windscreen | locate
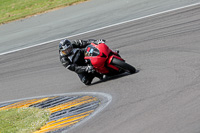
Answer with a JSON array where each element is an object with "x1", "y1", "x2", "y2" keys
[{"x1": 85, "y1": 45, "x2": 100, "y2": 57}]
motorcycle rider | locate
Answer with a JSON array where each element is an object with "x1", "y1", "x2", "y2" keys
[{"x1": 59, "y1": 39, "x2": 104, "y2": 85}]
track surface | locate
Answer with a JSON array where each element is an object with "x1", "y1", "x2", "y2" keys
[
  {"x1": 1, "y1": 0, "x2": 200, "y2": 54},
  {"x1": 1, "y1": 1, "x2": 200, "y2": 133}
]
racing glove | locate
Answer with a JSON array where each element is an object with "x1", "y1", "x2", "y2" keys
[{"x1": 86, "y1": 65, "x2": 95, "y2": 73}]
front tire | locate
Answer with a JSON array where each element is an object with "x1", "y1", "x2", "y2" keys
[{"x1": 111, "y1": 58, "x2": 136, "y2": 74}]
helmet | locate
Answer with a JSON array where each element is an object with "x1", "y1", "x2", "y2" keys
[{"x1": 59, "y1": 39, "x2": 73, "y2": 56}]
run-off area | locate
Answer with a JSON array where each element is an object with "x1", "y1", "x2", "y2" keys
[{"x1": 0, "y1": 93, "x2": 111, "y2": 133}]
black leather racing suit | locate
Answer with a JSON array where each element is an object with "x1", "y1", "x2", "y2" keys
[{"x1": 59, "y1": 40, "x2": 102, "y2": 85}]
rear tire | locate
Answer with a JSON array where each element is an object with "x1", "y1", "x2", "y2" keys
[{"x1": 111, "y1": 58, "x2": 136, "y2": 74}]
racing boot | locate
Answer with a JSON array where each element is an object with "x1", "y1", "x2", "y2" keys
[{"x1": 94, "y1": 72, "x2": 104, "y2": 80}]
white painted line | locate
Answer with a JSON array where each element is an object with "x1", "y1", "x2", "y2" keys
[
  {"x1": 1, "y1": 2, "x2": 200, "y2": 56},
  {"x1": 0, "y1": 92, "x2": 112, "y2": 106}
]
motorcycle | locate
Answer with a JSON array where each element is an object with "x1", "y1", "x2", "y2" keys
[{"x1": 84, "y1": 40, "x2": 136, "y2": 76}]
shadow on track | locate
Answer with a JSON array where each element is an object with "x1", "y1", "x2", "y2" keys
[{"x1": 90, "y1": 70, "x2": 139, "y2": 86}]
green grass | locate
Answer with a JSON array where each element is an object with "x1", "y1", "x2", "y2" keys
[
  {"x1": 0, "y1": 0, "x2": 88, "y2": 24},
  {"x1": 0, "y1": 107, "x2": 51, "y2": 133}
]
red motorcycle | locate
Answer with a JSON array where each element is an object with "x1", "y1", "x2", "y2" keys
[{"x1": 84, "y1": 40, "x2": 136, "y2": 76}]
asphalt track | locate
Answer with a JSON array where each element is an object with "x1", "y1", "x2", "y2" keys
[
  {"x1": 1, "y1": 0, "x2": 200, "y2": 54},
  {"x1": 1, "y1": 1, "x2": 200, "y2": 133}
]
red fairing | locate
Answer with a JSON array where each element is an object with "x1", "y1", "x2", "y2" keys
[
  {"x1": 107, "y1": 55, "x2": 124, "y2": 71},
  {"x1": 84, "y1": 42, "x2": 124, "y2": 74}
]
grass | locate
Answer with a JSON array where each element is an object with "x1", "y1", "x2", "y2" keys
[
  {"x1": 0, "y1": 107, "x2": 51, "y2": 133},
  {"x1": 0, "y1": 0, "x2": 88, "y2": 24}
]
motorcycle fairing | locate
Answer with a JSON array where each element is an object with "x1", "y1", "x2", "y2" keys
[
  {"x1": 84, "y1": 43, "x2": 124, "y2": 74},
  {"x1": 107, "y1": 55, "x2": 124, "y2": 71}
]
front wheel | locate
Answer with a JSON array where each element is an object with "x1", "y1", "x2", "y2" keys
[{"x1": 111, "y1": 58, "x2": 136, "y2": 74}]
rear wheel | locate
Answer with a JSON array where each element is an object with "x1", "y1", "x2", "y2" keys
[{"x1": 111, "y1": 58, "x2": 136, "y2": 74}]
